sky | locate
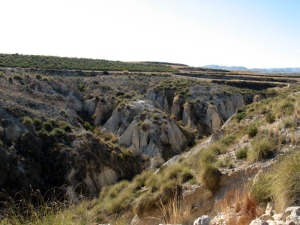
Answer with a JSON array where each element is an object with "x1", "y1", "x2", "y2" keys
[{"x1": 0, "y1": 0, "x2": 299, "y2": 68}]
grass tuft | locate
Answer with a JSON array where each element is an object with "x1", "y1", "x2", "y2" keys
[
  {"x1": 200, "y1": 164, "x2": 222, "y2": 193},
  {"x1": 236, "y1": 147, "x2": 248, "y2": 160},
  {"x1": 249, "y1": 137, "x2": 276, "y2": 162}
]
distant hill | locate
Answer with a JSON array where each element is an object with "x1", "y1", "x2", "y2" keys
[
  {"x1": 141, "y1": 61, "x2": 188, "y2": 67},
  {"x1": 203, "y1": 64, "x2": 300, "y2": 73},
  {"x1": 203, "y1": 65, "x2": 248, "y2": 71}
]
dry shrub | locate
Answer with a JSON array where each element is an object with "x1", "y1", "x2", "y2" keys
[
  {"x1": 249, "y1": 137, "x2": 276, "y2": 162},
  {"x1": 251, "y1": 150, "x2": 300, "y2": 211},
  {"x1": 271, "y1": 150, "x2": 300, "y2": 211},
  {"x1": 201, "y1": 164, "x2": 222, "y2": 193},
  {"x1": 157, "y1": 195, "x2": 193, "y2": 225},
  {"x1": 215, "y1": 189, "x2": 259, "y2": 225}
]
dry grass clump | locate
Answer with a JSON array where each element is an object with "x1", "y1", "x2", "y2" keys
[
  {"x1": 270, "y1": 150, "x2": 300, "y2": 210},
  {"x1": 282, "y1": 117, "x2": 296, "y2": 130},
  {"x1": 250, "y1": 173, "x2": 273, "y2": 204},
  {"x1": 199, "y1": 143, "x2": 227, "y2": 164},
  {"x1": 98, "y1": 164, "x2": 195, "y2": 218},
  {"x1": 0, "y1": 190, "x2": 80, "y2": 225},
  {"x1": 220, "y1": 135, "x2": 236, "y2": 146},
  {"x1": 251, "y1": 150, "x2": 300, "y2": 211},
  {"x1": 158, "y1": 196, "x2": 194, "y2": 225},
  {"x1": 236, "y1": 147, "x2": 248, "y2": 160},
  {"x1": 265, "y1": 112, "x2": 275, "y2": 124},
  {"x1": 99, "y1": 180, "x2": 133, "y2": 214},
  {"x1": 248, "y1": 137, "x2": 276, "y2": 162},
  {"x1": 215, "y1": 189, "x2": 258, "y2": 225},
  {"x1": 247, "y1": 124, "x2": 258, "y2": 138},
  {"x1": 200, "y1": 164, "x2": 222, "y2": 193}
]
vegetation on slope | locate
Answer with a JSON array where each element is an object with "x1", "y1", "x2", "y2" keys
[
  {"x1": 0, "y1": 63, "x2": 299, "y2": 224},
  {"x1": 0, "y1": 53, "x2": 176, "y2": 72}
]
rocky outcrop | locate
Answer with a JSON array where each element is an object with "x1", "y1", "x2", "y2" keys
[
  {"x1": 146, "y1": 89, "x2": 175, "y2": 112},
  {"x1": 146, "y1": 89, "x2": 249, "y2": 137},
  {"x1": 0, "y1": 120, "x2": 142, "y2": 199},
  {"x1": 103, "y1": 100, "x2": 190, "y2": 160},
  {"x1": 83, "y1": 98, "x2": 98, "y2": 116},
  {"x1": 93, "y1": 99, "x2": 116, "y2": 125}
]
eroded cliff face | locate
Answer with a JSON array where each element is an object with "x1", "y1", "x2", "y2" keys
[
  {"x1": 103, "y1": 100, "x2": 191, "y2": 161},
  {"x1": 0, "y1": 69, "x2": 260, "y2": 200},
  {"x1": 0, "y1": 121, "x2": 142, "y2": 199},
  {"x1": 101, "y1": 87, "x2": 254, "y2": 163},
  {"x1": 64, "y1": 132, "x2": 142, "y2": 198},
  {"x1": 147, "y1": 89, "x2": 251, "y2": 137}
]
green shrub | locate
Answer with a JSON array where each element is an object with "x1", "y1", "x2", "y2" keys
[
  {"x1": 249, "y1": 137, "x2": 276, "y2": 162},
  {"x1": 63, "y1": 124, "x2": 72, "y2": 132},
  {"x1": 152, "y1": 113, "x2": 160, "y2": 120},
  {"x1": 236, "y1": 147, "x2": 248, "y2": 159},
  {"x1": 124, "y1": 93, "x2": 132, "y2": 99},
  {"x1": 164, "y1": 165, "x2": 194, "y2": 183},
  {"x1": 43, "y1": 121, "x2": 53, "y2": 132},
  {"x1": 23, "y1": 116, "x2": 33, "y2": 128},
  {"x1": 220, "y1": 135, "x2": 236, "y2": 146},
  {"x1": 265, "y1": 112, "x2": 275, "y2": 124},
  {"x1": 200, "y1": 164, "x2": 222, "y2": 193},
  {"x1": 33, "y1": 118, "x2": 42, "y2": 130},
  {"x1": 247, "y1": 124, "x2": 258, "y2": 138},
  {"x1": 50, "y1": 128, "x2": 66, "y2": 138},
  {"x1": 102, "y1": 132, "x2": 113, "y2": 141},
  {"x1": 200, "y1": 149, "x2": 217, "y2": 164},
  {"x1": 83, "y1": 121, "x2": 93, "y2": 131},
  {"x1": 236, "y1": 111, "x2": 246, "y2": 122}
]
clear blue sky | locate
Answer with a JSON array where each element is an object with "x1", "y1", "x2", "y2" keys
[{"x1": 0, "y1": 0, "x2": 299, "y2": 68}]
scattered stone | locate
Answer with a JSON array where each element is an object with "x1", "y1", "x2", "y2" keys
[
  {"x1": 266, "y1": 202, "x2": 274, "y2": 215},
  {"x1": 272, "y1": 213, "x2": 283, "y2": 221},
  {"x1": 194, "y1": 215, "x2": 211, "y2": 225},
  {"x1": 285, "y1": 207, "x2": 300, "y2": 215},
  {"x1": 249, "y1": 218, "x2": 268, "y2": 225},
  {"x1": 260, "y1": 214, "x2": 273, "y2": 220},
  {"x1": 248, "y1": 206, "x2": 300, "y2": 225}
]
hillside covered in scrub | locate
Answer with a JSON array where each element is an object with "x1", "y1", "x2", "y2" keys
[{"x1": 0, "y1": 54, "x2": 299, "y2": 225}]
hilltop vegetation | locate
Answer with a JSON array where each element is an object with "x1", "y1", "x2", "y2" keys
[{"x1": 0, "y1": 53, "x2": 176, "y2": 72}]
